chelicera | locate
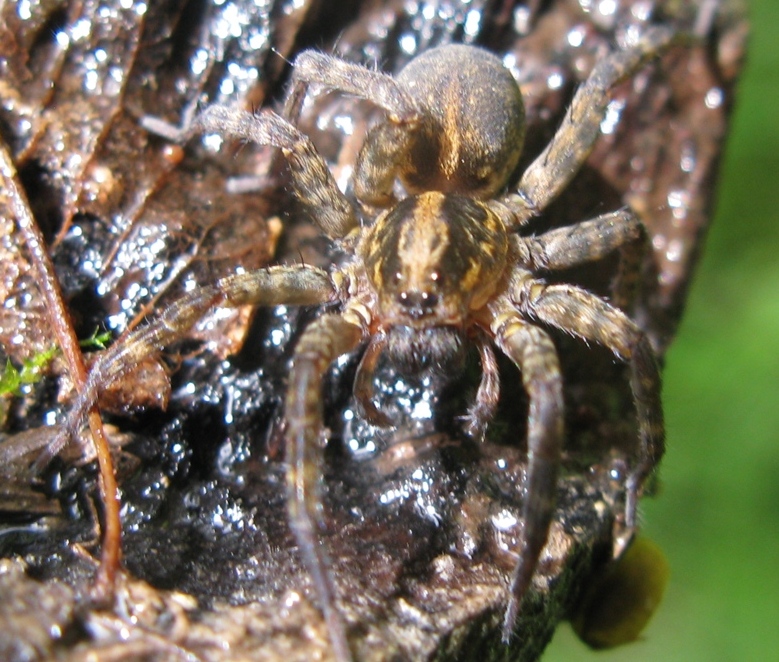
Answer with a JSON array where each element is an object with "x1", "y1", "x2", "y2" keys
[{"x1": 56, "y1": 28, "x2": 671, "y2": 660}]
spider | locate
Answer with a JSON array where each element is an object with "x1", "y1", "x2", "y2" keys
[{"x1": 54, "y1": 27, "x2": 671, "y2": 661}]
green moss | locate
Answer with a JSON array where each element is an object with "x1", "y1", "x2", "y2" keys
[{"x1": 0, "y1": 330, "x2": 112, "y2": 397}]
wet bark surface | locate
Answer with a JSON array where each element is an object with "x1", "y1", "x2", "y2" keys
[{"x1": 0, "y1": 1, "x2": 747, "y2": 660}]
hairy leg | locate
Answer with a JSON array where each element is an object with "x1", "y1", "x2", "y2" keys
[
  {"x1": 491, "y1": 315, "x2": 564, "y2": 641},
  {"x1": 189, "y1": 106, "x2": 357, "y2": 239},
  {"x1": 518, "y1": 209, "x2": 643, "y2": 271},
  {"x1": 517, "y1": 207, "x2": 649, "y2": 313},
  {"x1": 462, "y1": 331, "x2": 501, "y2": 440},
  {"x1": 45, "y1": 266, "x2": 334, "y2": 465},
  {"x1": 514, "y1": 280, "x2": 664, "y2": 551},
  {"x1": 502, "y1": 25, "x2": 676, "y2": 225},
  {"x1": 352, "y1": 332, "x2": 393, "y2": 427},
  {"x1": 282, "y1": 51, "x2": 421, "y2": 207},
  {"x1": 285, "y1": 312, "x2": 365, "y2": 662}
]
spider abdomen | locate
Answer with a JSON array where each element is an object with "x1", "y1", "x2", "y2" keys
[{"x1": 396, "y1": 44, "x2": 526, "y2": 198}]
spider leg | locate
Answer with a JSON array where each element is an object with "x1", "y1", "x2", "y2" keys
[
  {"x1": 189, "y1": 106, "x2": 357, "y2": 239},
  {"x1": 283, "y1": 52, "x2": 419, "y2": 126},
  {"x1": 281, "y1": 51, "x2": 421, "y2": 207},
  {"x1": 353, "y1": 332, "x2": 393, "y2": 427},
  {"x1": 501, "y1": 25, "x2": 676, "y2": 225},
  {"x1": 519, "y1": 208, "x2": 643, "y2": 271},
  {"x1": 462, "y1": 331, "x2": 500, "y2": 440},
  {"x1": 608, "y1": 214, "x2": 649, "y2": 314},
  {"x1": 491, "y1": 316, "x2": 564, "y2": 642},
  {"x1": 285, "y1": 312, "x2": 366, "y2": 662},
  {"x1": 513, "y1": 280, "x2": 664, "y2": 552},
  {"x1": 43, "y1": 266, "x2": 334, "y2": 466},
  {"x1": 518, "y1": 207, "x2": 649, "y2": 312}
]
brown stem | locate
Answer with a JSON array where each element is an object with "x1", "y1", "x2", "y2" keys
[{"x1": 0, "y1": 140, "x2": 121, "y2": 602}]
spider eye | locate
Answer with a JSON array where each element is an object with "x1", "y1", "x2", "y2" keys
[
  {"x1": 428, "y1": 269, "x2": 448, "y2": 291},
  {"x1": 397, "y1": 289, "x2": 439, "y2": 318}
]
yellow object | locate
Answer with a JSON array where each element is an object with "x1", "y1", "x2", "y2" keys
[{"x1": 571, "y1": 536, "x2": 670, "y2": 649}]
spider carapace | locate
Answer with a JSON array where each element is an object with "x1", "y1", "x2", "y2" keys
[{"x1": 56, "y1": 32, "x2": 672, "y2": 661}]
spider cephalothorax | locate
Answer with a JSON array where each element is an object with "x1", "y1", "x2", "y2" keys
[
  {"x1": 360, "y1": 193, "x2": 510, "y2": 324},
  {"x1": 56, "y1": 31, "x2": 672, "y2": 661}
]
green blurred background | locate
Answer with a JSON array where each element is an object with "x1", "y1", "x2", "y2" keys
[{"x1": 547, "y1": 1, "x2": 779, "y2": 659}]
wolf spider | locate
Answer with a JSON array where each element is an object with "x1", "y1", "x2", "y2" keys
[{"x1": 55, "y1": 27, "x2": 671, "y2": 661}]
